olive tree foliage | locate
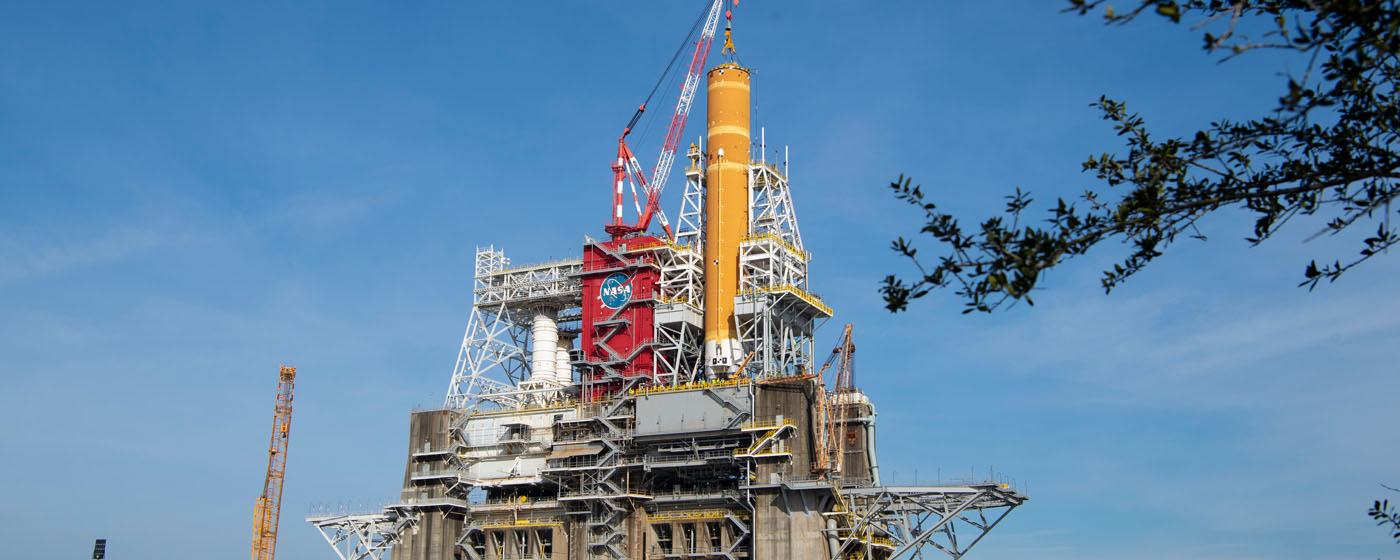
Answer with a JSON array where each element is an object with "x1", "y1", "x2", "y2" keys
[
  {"x1": 1374, "y1": 500, "x2": 1400, "y2": 543},
  {"x1": 880, "y1": 0, "x2": 1400, "y2": 313},
  {"x1": 1373, "y1": 485, "x2": 1400, "y2": 544}
]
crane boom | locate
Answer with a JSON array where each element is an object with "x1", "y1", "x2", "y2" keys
[
  {"x1": 637, "y1": 0, "x2": 725, "y2": 235},
  {"x1": 816, "y1": 325, "x2": 855, "y2": 475},
  {"x1": 607, "y1": 0, "x2": 727, "y2": 240},
  {"x1": 251, "y1": 366, "x2": 296, "y2": 560}
]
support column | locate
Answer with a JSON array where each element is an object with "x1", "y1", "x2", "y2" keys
[
  {"x1": 555, "y1": 335, "x2": 574, "y2": 385},
  {"x1": 530, "y1": 309, "x2": 559, "y2": 385}
]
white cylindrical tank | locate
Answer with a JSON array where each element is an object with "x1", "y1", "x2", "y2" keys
[
  {"x1": 554, "y1": 336, "x2": 573, "y2": 385},
  {"x1": 530, "y1": 309, "x2": 558, "y2": 384}
]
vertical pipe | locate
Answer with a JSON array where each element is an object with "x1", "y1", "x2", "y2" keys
[
  {"x1": 864, "y1": 410, "x2": 881, "y2": 487},
  {"x1": 703, "y1": 63, "x2": 751, "y2": 377},
  {"x1": 554, "y1": 336, "x2": 573, "y2": 385},
  {"x1": 530, "y1": 309, "x2": 558, "y2": 384},
  {"x1": 760, "y1": 126, "x2": 766, "y2": 166},
  {"x1": 825, "y1": 517, "x2": 840, "y2": 559}
]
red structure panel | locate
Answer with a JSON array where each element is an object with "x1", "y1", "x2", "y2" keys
[{"x1": 579, "y1": 237, "x2": 660, "y2": 400}]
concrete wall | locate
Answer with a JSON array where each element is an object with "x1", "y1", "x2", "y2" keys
[
  {"x1": 627, "y1": 509, "x2": 647, "y2": 560},
  {"x1": 750, "y1": 381, "x2": 833, "y2": 560},
  {"x1": 838, "y1": 401, "x2": 875, "y2": 485},
  {"x1": 395, "y1": 410, "x2": 466, "y2": 560},
  {"x1": 751, "y1": 488, "x2": 830, "y2": 560},
  {"x1": 399, "y1": 410, "x2": 461, "y2": 500},
  {"x1": 398, "y1": 510, "x2": 466, "y2": 560},
  {"x1": 753, "y1": 380, "x2": 818, "y2": 479},
  {"x1": 568, "y1": 520, "x2": 586, "y2": 560}
]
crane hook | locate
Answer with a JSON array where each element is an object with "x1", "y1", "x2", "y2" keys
[{"x1": 722, "y1": 1, "x2": 737, "y2": 57}]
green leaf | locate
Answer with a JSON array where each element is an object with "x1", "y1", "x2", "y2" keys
[{"x1": 1155, "y1": 2, "x2": 1180, "y2": 23}]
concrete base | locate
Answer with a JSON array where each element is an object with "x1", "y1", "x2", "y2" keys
[{"x1": 394, "y1": 410, "x2": 466, "y2": 560}]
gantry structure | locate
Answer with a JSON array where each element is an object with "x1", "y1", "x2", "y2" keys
[
  {"x1": 307, "y1": 144, "x2": 1026, "y2": 559},
  {"x1": 307, "y1": 2, "x2": 1024, "y2": 558}
]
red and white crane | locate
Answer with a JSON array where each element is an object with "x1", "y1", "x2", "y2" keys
[{"x1": 605, "y1": 0, "x2": 733, "y2": 240}]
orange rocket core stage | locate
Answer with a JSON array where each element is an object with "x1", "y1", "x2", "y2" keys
[{"x1": 703, "y1": 62, "x2": 750, "y2": 374}]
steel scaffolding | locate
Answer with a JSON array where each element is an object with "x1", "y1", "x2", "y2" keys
[
  {"x1": 734, "y1": 164, "x2": 828, "y2": 379},
  {"x1": 445, "y1": 246, "x2": 584, "y2": 411},
  {"x1": 834, "y1": 484, "x2": 1026, "y2": 560},
  {"x1": 308, "y1": 512, "x2": 414, "y2": 560}
]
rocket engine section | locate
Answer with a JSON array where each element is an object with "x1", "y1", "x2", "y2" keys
[{"x1": 579, "y1": 236, "x2": 661, "y2": 400}]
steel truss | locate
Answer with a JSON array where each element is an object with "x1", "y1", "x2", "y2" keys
[
  {"x1": 672, "y1": 153, "x2": 830, "y2": 380},
  {"x1": 835, "y1": 484, "x2": 1026, "y2": 560},
  {"x1": 444, "y1": 246, "x2": 584, "y2": 411},
  {"x1": 733, "y1": 163, "x2": 829, "y2": 379},
  {"x1": 749, "y1": 163, "x2": 804, "y2": 253},
  {"x1": 655, "y1": 242, "x2": 705, "y2": 386},
  {"x1": 674, "y1": 143, "x2": 707, "y2": 250},
  {"x1": 734, "y1": 235, "x2": 828, "y2": 379},
  {"x1": 309, "y1": 512, "x2": 416, "y2": 560},
  {"x1": 654, "y1": 146, "x2": 709, "y2": 385}
]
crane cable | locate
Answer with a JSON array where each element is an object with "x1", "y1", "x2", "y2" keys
[
  {"x1": 624, "y1": 1, "x2": 713, "y2": 137},
  {"x1": 722, "y1": 2, "x2": 737, "y2": 57}
]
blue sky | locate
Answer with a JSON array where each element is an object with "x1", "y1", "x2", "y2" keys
[{"x1": 2, "y1": 1, "x2": 1397, "y2": 559}]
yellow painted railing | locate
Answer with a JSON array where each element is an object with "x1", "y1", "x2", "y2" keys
[
  {"x1": 647, "y1": 509, "x2": 747, "y2": 522},
  {"x1": 469, "y1": 401, "x2": 576, "y2": 418},
  {"x1": 740, "y1": 233, "x2": 809, "y2": 261},
  {"x1": 485, "y1": 258, "x2": 582, "y2": 277},
  {"x1": 479, "y1": 518, "x2": 562, "y2": 529},
  {"x1": 628, "y1": 377, "x2": 751, "y2": 397},
  {"x1": 739, "y1": 284, "x2": 833, "y2": 316}
]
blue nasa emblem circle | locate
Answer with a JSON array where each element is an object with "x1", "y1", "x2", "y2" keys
[{"x1": 599, "y1": 273, "x2": 633, "y2": 309}]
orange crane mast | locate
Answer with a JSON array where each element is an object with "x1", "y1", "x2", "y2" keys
[
  {"x1": 251, "y1": 366, "x2": 296, "y2": 560},
  {"x1": 814, "y1": 324, "x2": 856, "y2": 476}
]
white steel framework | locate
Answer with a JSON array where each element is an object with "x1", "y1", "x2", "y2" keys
[
  {"x1": 654, "y1": 242, "x2": 705, "y2": 386},
  {"x1": 309, "y1": 512, "x2": 415, "y2": 560},
  {"x1": 444, "y1": 246, "x2": 584, "y2": 411},
  {"x1": 748, "y1": 163, "x2": 804, "y2": 252},
  {"x1": 734, "y1": 163, "x2": 829, "y2": 379},
  {"x1": 668, "y1": 146, "x2": 831, "y2": 380},
  {"x1": 834, "y1": 483, "x2": 1026, "y2": 560},
  {"x1": 673, "y1": 143, "x2": 707, "y2": 249},
  {"x1": 651, "y1": 143, "x2": 711, "y2": 385}
]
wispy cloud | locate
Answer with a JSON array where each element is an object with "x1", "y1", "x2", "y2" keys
[
  {"x1": 946, "y1": 284, "x2": 1400, "y2": 410},
  {"x1": 254, "y1": 188, "x2": 398, "y2": 232},
  {"x1": 0, "y1": 186, "x2": 398, "y2": 287},
  {"x1": 0, "y1": 227, "x2": 191, "y2": 285}
]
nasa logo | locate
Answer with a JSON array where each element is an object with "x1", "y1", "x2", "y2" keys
[{"x1": 599, "y1": 273, "x2": 633, "y2": 309}]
